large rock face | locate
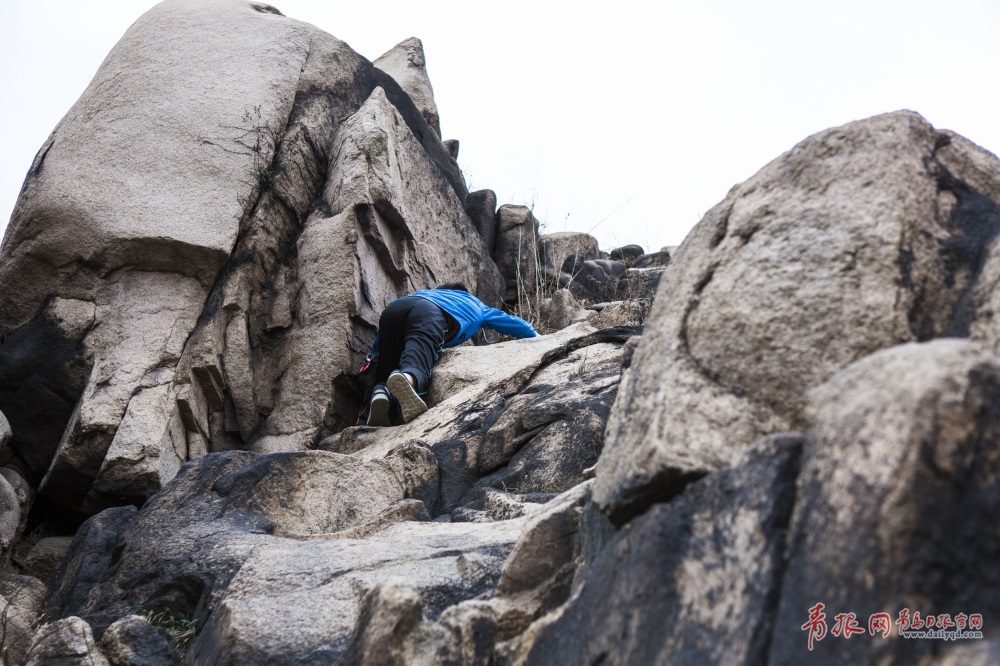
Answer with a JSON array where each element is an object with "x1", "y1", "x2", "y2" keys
[
  {"x1": 0, "y1": 0, "x2": 500, "y2": 514},
  {"x1": 42, "y1": 321, "x2": 630, "y2": 664},
  {"x1": 374, "y1": 37, "x2": 442, "y2": 138},
  {"x1": 517, "y1": 436, "x2": 801, "y2": 665},
  {"x1": 596, "y1": 110, "x2": 1000, "y2": 522},
  {"x1": 771, "y1": 339, "x2": 1000, "y2": 665},
  {"x1": 494, "y1": 205, "x2": 541, "y2": 304}
]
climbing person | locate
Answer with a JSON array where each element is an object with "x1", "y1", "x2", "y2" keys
[{"x1": 364, "y1": 283, "x2": 539, "y2": 426}]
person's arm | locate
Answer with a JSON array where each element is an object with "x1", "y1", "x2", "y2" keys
[{"x1": 481, "y1": 308, "x2": 539, "y2": 338}]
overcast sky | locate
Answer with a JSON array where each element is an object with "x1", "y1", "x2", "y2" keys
[{"x1": 3, "y1": 0, "x2": 1000, "y2": 253}]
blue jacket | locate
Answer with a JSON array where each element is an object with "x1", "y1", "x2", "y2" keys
[{"x1": 412, "y1": 289, "x2": 538, "y2": 347}]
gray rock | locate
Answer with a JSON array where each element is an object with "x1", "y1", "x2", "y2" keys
[
  {"x1": 463, "y1": 350, "x2": 617, "y2": 502},
  {"x1": 539, "y1": 232, "x2": 600, "y2": 271},
  {"x1": 631, "y1": 250, "x2": 671, "y2": 269},
  {"x1": 590, "y1": 300, "x2": 650, "y2": 328},
  {"x1": 374, "y1": 37, "x2": 442, "y2": 137},
  {"x1": 35, "y1": 319, "x2": 634, "y2": 664},
  {"x1": 771, "y1": 340, "x2": 1000, "y2": 664},
  {"x1": 596, "y1": 110, "x2": 1000, "y2": 523},
  {"x1": 611, "y1": 266, "x2": 665, "y2": 301},
  {"x1": 0, "y1": 0, "x2": 499, "y2": 513},
  {"x1": 451, "y1": 488, "x2": 552, "y2": 523},
  {"x1": 338, "y1": 583, "x2": 422, "y2": 665},
  {"x1": 99, "y1": 614, "x2": 181, "y2": 666},
  {"x1": 443, "y1": 138, "x2": 460, "y2": 159},
  {"x1": 188, "y1": 519, "x2": 523, "y2": 665},
  {"x1": 609, "y1": 244, "x2": 644, "y2": 266},
  {"x1": 538, "y1": 289, "x2": 587, "y2": 331},
  {"x1": 492, "y1": 483, "x2": 590, "y2": 627},
  {"x1": 0, "y1": 410, "x2": 9, "y2": 450},
  {"x1": 0, "y1": 474, "x2": 20, "y2": 560},
  {"x1": 516, "y1": 436, "x2": 801, "y2": 665},
  {"x1": 19, "y1": 537, "x2": 75, "y2": 586},
  {"x1": 495, "y1": 205, "x2": 541, "y2": 303},
  {"x1": 387, "y1": 483, "x2": 591, "y2": 663},
  {"x1": 25, "y1": 616, "x2": 109, "y2": 666},
  {"x1": 0, "y1": 466, "x2": 30, "y2": 544},
  {"x1": 0, "y1": 573, "x2": 47, "y2": 665},
  {"x1": 43, "y1": 449, "x2": 512, "y2": 663},
  {"x1": 0, "y1": 298, "x2": 94, "y2": 486},
  {"x1": 563, "y1": 258, "x2": 626, "y2": 303},
  {"x1": 465, "y1": 189, "x2": 498, "y2": 253}
]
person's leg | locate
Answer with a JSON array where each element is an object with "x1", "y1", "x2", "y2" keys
[
  {"x1": 397, "y1": 297, "x2": 449, "y2": 393},
  {"x1": 374, "y1": 296, "x2": 413, "y2": 386}
]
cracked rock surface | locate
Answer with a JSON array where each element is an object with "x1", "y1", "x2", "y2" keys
[
  {"x1": 595, "y1": 110, "x2": 1000, "y2": 523},
  {"x1": 0, "y1": 0, "x2": 497, "y2": 515}
]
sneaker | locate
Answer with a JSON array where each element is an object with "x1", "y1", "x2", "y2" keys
[
  {"x1": 367, "y1": 386, "x2": 391, "y2": 427},
  {"x1": 387, "y1": 371, "x2": 427, "y2": 423}
]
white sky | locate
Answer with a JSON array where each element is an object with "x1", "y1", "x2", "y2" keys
[{"x1": 3, "y1": 0, "x2": 1000, "y2": 253}]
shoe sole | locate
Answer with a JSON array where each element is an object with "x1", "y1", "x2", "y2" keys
[
  {"x1": 387, "y1": 373, "x2": 428, "y2": 423},
  {"x1": 367, "y1": 393, "x2": 391, "y2": 427}
]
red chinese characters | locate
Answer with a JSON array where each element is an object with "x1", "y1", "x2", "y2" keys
[
  {"x1": 868, "y1": 613, "x2": 891, "y2": 638},
  {"x1": 832, "y1": 613, "x2": 865, "y2": 638},
  {"x1": 802, "y1": 603, "x2": 828, "y2": 651},
  {"x1": 936, "y1": 614, "x2": 955, "y2": 630}
]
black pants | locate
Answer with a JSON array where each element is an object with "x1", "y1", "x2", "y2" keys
[{"x1": 375, "y1": 295, "x2": 452, "y2": 393}]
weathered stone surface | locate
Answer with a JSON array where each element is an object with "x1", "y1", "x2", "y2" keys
[
  {"x1": 173, "y1": 83, "x2": 501, "y2": 463},
  {"x1": 491, "y1": 483, "x2": 590, "y2": 632},
  {"x1": 612, "y1": 265, "x2": 665, "y2": 301},
  {"x1": 338, "y1": 582, "x2": 423, "y2": 666},
  {"x1": 538, "y1": 289, "x2": 588, "y2": 331},
  {"x1": 609, "y1": 244, "x2": 644, "y2": 266},
  {"x1": 344, "y1": 482, "x2": 591, "y2": 664},
  {"x1": 451, "y1": 488, "x2": 550, "y2": 523},
  {"x1": 0, "y1": 466, "x2": 32, "y2": 543},
  {"x1": 495, "y1": 205, "x2": 541, "y2": 303},
  {"x1": 0, "y1": 298, "x2": 94, "y2": 485},
  {"x1": 465, "y1": 189, "x2": 498, "y2": 253},
  {"x1": 26, "y1": 616, "x2": 109, "y2": 666},
  {"x1": 31, "y1": 316, "x2": 636, "y2": 664},
  {"x1": 771, "y1": 340, "x2": 1000, "y2": 664},
  {"x1": 324, "y1": 324, "x2": 630, "y2": 515},
  {"x1": 443, "y1": 138, "x2": 459, "y2": 159},
  {"x1": 99, "y1": 614, "x2": 181, "y2": 666},
  {"x1": 597, "y1": 110, "x2": 1000, "y2": 522},
  {"x1": 539, "y1": 232, "x2": 600, "y2": 271},
  {"x1": 590, "y1": 300, "x2": 650, "y2": 328},
  {"x1": 0, "y1": 473, "x2": 21, "y2": 559},
  {"x1": 42, "y1": 445, "x2": 506, "y2": 662},
  {"x1": 563, "y1": 258, "x2": 626, "y2": 303},
  {"x1": 516, "y1": 436, "x2": 801, "y2": 665},
  {"x1": 374, "y1": 37, "x2": 442, "y2": 137},
  {"x1": 631, "y1": 250, "x2": 671, "y2": 269},
  {"x1": 188, "y1": 519, "x2": 523, "y2": 666},
  {"x1": 20, "y1": 537, "x2": 80, "y2": 586},
  {"x1": 461, "y1": 349, "x2": 617, "y2": 503},
  {"x1": 0, "y1": 0, "x2": 499, "y2": 512},
  {"x1": 0, "y1": 573, "x2": 47, "y2": 665},
  {"x1": 0, "y1": 411, "x2": 9, "y2": 450}
]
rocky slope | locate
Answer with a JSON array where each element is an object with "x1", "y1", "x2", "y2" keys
[{"x1": 0, "y1": 1, "x2": 998, "y2": 665}]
